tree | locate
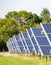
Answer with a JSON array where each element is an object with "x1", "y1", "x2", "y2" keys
[
  {"x1": 41, "y1": 8, "x2": 50, "y2": 22},
  {"x1": 5, "y1": 11, "x2": 18, "y2": 19},
  {"x1": 33, "y1": 14, "x2": 41, "y2": 23}
]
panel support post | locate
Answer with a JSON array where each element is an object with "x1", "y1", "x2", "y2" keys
[
  {"x1": 46, "y1": 56, "x2": 49, "y2": 61},
  {"x1": 40, "y1": 55, "x2": 43, "y2": 60}
]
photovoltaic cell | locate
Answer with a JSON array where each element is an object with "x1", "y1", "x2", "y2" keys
[
  {"x1": 34, "y1": 44, "x2": 39, "y2": 53},
  {"x1": 8, "y1": 39, "x2": 15, "y2": 53},
  {"x1": 41, "y1": 23, "x2": 51, "y2": 41},
  {"x1": 7, "y1": 41, "x2": 12, "y2": 53},
  {"x1": 47, "y1": 34, "x2": 51, "y2": 41},
  {"x1": 27, "y1": 29, "x2": 39, "y2": 54},
  {"x1": 31, "y1": 28, "x2": 51, "y2": 56},
  {"x1": 31, "y1": 28, "x2": 44, "y2": 36},
  {"x1": 10, "y1": 38, "x2": 16, "y2": 53},
  {"x1": 40, "y1": 46, "x2": 51, "y2": 56},
  {"x1": 14, "y1": 35, "x2": 25, "y2": 53},
  {"x1": 31, "y1": 37, "x2": 36, "y2": 44},
  {"x1": 22, "y1": 32, "x2": 29, "y2": 38},
  {"x1": 28, "y1": 45, "x2": 34, "y2": 52},
  {"x1": 17, "y1": 40, "x2": 23, "y2": 47},
  {"x1": 22, "y1": 32, "x2": 36, "y2": 53},
  {"x1": 12, "y1": 36, "x2": 21, "y2": 53},
  {"x1": 36, "y1": 37, "x2": 49, "y2": 45},
  {"x1": 25, "y1": 38, "x2": 32, "y2": 45},
  {"x1": 28, "y1": 29, "x2": 32, "y2": 37},
  {"x1": 42, "y1": 23, "x2": 51, "y2": 33},
  {"x1": 20, "y1": 34, "x2": 29, "y2": 53}
]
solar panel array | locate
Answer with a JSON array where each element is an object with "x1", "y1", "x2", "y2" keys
[{"x1": 7, "y1": 23, "x2": 51, "y2": 56}]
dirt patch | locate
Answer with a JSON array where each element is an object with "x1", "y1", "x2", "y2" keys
[{"x1": 0, "y1": 52, "x2": 19, "y2": 57}]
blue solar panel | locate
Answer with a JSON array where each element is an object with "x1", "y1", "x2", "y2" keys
[
  {"x1": 25, "y1": 38, "x2": 32, "y2": 45},
  {"x1": 22, "y1": 32, "x2": 36, "y2": 53},
  {"x1": 20, "y1": 34, "x2": 29, "y2": 53},
  {"x1": 31, "y1": 37, "x2": 36, "y2": 44},
  {"x1": 20, "y1": 34, "x2": 22, "y2": 38},
  {"x1": 31, "y1": 28, "x2": 44, "y2": 36},
  {"x1": 13, "y1": 35, "x2": 26, "y2": 53},
  {"x1": 16, "y1": 35, "x2": 20, "y2": 40},
  {"x1": 27, "y1": 29, "x2": 39, "y2": 54},
  {"x1": 16, "y1": 40, "x2": 25, "y2": 53},
  {"x1": 15, "y1": 35, "x2": 26, "y2": 53},
  {"x1": 28, "y1": 29, "x2": 32, "y2": 37},
  {"x1": 18, "y1": 47, "x2": 25, "y2": 52},
  {"x1": 28, "y1": 46, "x2": 34, "y2": 52},
  {"x1": 8, "y1": 39, "x2": 15, "y2": 53},
  {"x1": 22, "y1": 32, "x2": 29, "y2": 38},
  {"x1": 36, "y1": 37, "x2": 49, "y2": 45},
  {"x1": 31, "y1": 27, "x2": 51, "y2": 56},
  {"x1": 40, "y1": 46, "x2": 51, "y2": 56},
  {"x1": 47, "y1": 34, "x2": 51, "y2": 41},
  {"x1": 34, "y1": 44, "x2": 39, "y2": 53},
  {"x1": 17, "y1": 41, "x2": 23, "y2": 47},
  {"x1": 42, "y1": 23, "x2": 51, "y2": 33},
  {"x1": 7, "y1": 41, "x2": 12, "y2": 53},
  {"x1": 12, "y1": 36, "x2": 21, "y2": 53},
  {"x1": 12, "y1": 38, "x2": 18, "y2": 53},
  {"x1": 41, "y1": 23, "x2": 51, "y2": 42}
]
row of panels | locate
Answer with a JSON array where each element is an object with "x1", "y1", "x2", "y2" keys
[{"x1": 7, "y1": 23, "x2": 51, "y2": 56}]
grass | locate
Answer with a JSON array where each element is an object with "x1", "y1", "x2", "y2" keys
[{"x1": 0, "y1": 54, "x2": 51, "y2": 65}]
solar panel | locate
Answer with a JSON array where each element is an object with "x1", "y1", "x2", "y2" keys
[
  {"x1": 40, "y1": 46, "x2": 51, "y2": 56},
  {"x1": 22, "y1": 32, "x2": 29, "y2": 38},
  {"x1": 12, "y1": 37, "x2": 19, "y2": 53},
  {"x1": 19, "y1": 34, "x2": 27, "y2": 53},
  {"x1": 7, "y1": 41, "x2": 12, "y2": 53},
  {"x1": 10, "y1": 38, "x2": 17, "y2": 53},
  {"x1": 36, "y1": 37, "x2": 49, "y2": 45},
  {"x1": 25, "y1": 38, "x2": 33, "y2": 45},
  {"x1": 31, "y1": 28, "x2": 44, "y2": 36},
  {"x1": 12, "y1": 36, "x2": 21, "y2": 53},
  {"x1": 16, "y1": 35, "x2": 20, "y2": 41},
  {"x1": 41, "y1": 23, "x2": 51, "y2": 45},
  {"x1": 27, "y1": 29, "x2": 39, "y2": 54},
  {"x1": 41, "y1": 23, "x2": 51, "y2": 33},
  {"x1": 30, "y1": 27, "x2": 51, "y2": 56},
  {"x1": 28, "y1": 29, "x2": 32, "y2": 37},
  {"x1": 48, "y1": 34, "x2": 51, "y2": 41},
  {"x1": 34, "y1": 44, "x2": 39, "y2": 53},
  {"x1": 31, "y1": 37, "x2": 36, "y2": 44},
  {"x1": 21, "y1": 32, "x2": 36, "y2": 53},
  {"x1": 8, "y1": 39, "x2": 15, "y2": 53},
  {"x1": 13, "y1": 35, "x2": 25, "y2": 53}
]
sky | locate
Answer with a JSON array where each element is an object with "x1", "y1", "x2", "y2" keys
[{"x1": 0, "y1": 0, "x2": 51, "y2": 18}]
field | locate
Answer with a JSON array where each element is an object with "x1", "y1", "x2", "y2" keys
[{"x1": 0, "y1": 52, "x2": 51, "y2": 65}]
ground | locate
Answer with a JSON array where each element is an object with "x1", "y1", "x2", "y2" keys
[{"x1": 0, "y1": 52, "x2": 51, "y2": 65}]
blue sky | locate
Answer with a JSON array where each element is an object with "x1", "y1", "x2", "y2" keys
[{"x1": 0, "y1": 0, "x2": 51, "y2": 18}]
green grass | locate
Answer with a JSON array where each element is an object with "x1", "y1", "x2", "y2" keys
[{"x1": 0, "y1": 55, "x2": 51, "y2": 65}]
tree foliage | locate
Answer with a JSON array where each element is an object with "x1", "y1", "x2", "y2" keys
[
  {"x1": 0, "y1": 8, "x2": 51, "y2": 51},
  {"x1": 41, "y1": 8, "x2": 50, "y2": 22}
]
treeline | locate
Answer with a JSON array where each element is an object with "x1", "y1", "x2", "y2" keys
[{"x1": 0, "y1": 8, "x2": 51, "y2": 51}]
